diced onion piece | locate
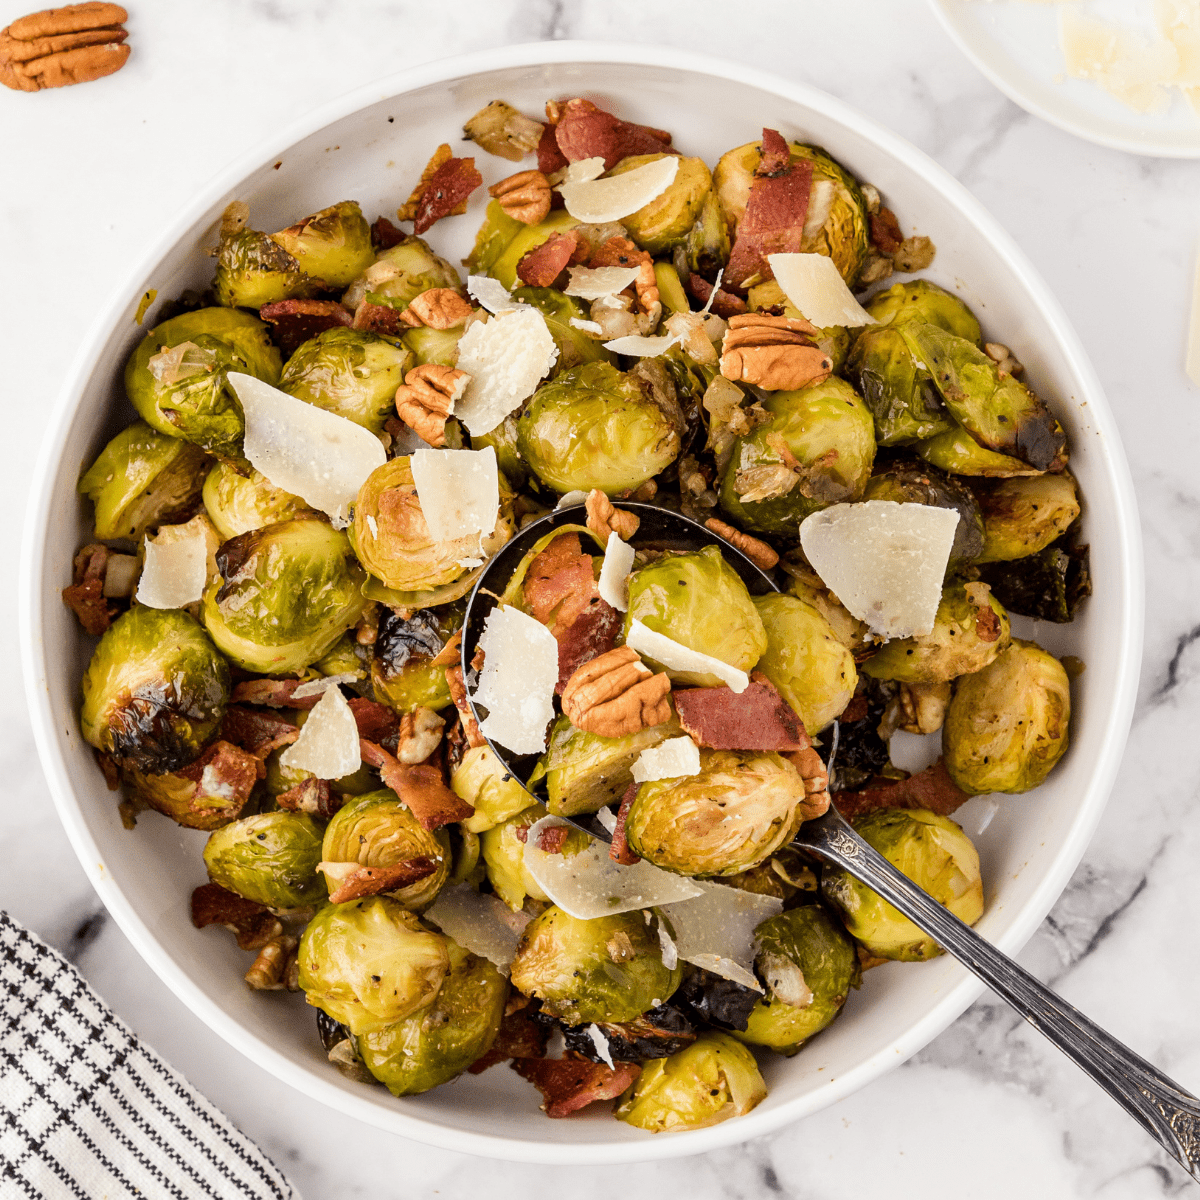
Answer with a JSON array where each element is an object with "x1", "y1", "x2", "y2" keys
[
  {"x1": 136, "y1": 523, "x2": 208, "y2": 609},
  {"x1": 555, "y1": 490, "x2": 589, "y2": 510},
  {"x1": 468, "y1": 274, "x2": 522, "y2": 315},
  {"x1": 290, "y1": 673, "x2": 360, "y2": 700},
  {"x1": 562, "y1": 156, "x2": 605, "y2": 184},
  {"x1": 565, "y1": 265, "x2": 641, "y2": 301},
  {"x1": 631, "y1": 736, "x2": 701, "y2": 784},
  {"x1": 602, "y1": 333, "x2": 679, "y2": 357},
  {"x1": 229, "y1": 372, "x2": 386, "y2": 528},
  {"x1": 560, "y1": 156, "x2": 679, "y2": 224},
  {"x1": 625, "y1": 619, "x2": 750, "y2": 693},
  {"x1": 768, "y1": 253, "x2": 875, "y2": 328},
  {"x1": 424, "y1": 883, "x2": 530, "y2": 974},
  {"x1": 597, "y1": 530, "x2": 635, "y2": 612},
  {"x1": 279, "y1": 685, "x2": 361, "y2": 779},
  {"x1": 409, "y1": 446, "x2": 500, "y2": 551},
  {"x1": 799, "y1": 501, "x2": 959, "y2": 640},
  {"x1": 471, "y1": 605, "x2": 559, "y2": 755}
]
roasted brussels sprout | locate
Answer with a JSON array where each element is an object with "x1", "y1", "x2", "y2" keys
[
  {"x1": 213, "y1": 226, "x2": 319, "y2": 310},
  {"x1": 509, "y1": 905, "x2": 682, "y2": 1025},
  {"x1": 556, "y1": 1001, "x2": 698, "y2": 1063},
  {"x1": 479, "y1": 805, "x2": 551, "y2": 910},
  {"x1": 683, "y1": 188, "x2": 731, "y2": 278},
  {"x1": 821, "y1": 807, "x2": 984, "y2": 961},
  {"x1": 298, "y1": 896, "x2": 450, "y2": 1035},
  {"x1": 865, "y1": 280, "x2": 982, "y2": 345},
  {"x1": 124, "y1": 308, "x2": 282, "y2": 456},
  {"x1": 517, "y1": 360, "x2": 684, "y2": 496},
  {"x1": 971, "y1": 474, "x2": 1081, "y2": 563},
  {"x1": 752, "y1": 593, "x2": 857, "y2": 733},
  {"x1": 342, "y1": 236, "x2": 462, "y2": 315},
  {"x1": 265, "y1": 732, "x2": 376, "y2": 800},
  {"x1": 511, "y1": 287, "x2": 616, "y2": 374},
  {"x1": 943, "y1": 639, "x2": 1071, "y2": 794},
  {"x1": 269, "y1": 200, "x2": 375, "y2": 288},
  {"x1": 846, "y1": 325, "x2": 953, "y2": 447},
  {"x1": 320, "y1": 789, "x2": 450, "y2": 910},
  {"x1": 470, "y1": 413, "x2": 528, "y2": 489},
  {"x1": 80, "y1": 607, "x2": 229, "y2": 774},
  {"x1": 356, "y1": 939, "x2": 506, "y2": 1095},
  {"x1": 976, "y1": 536, "x2": 1092, "y2": 623},
  {"x1": 783, "y1": 563, "x2": 873, "y2": 661},
  {"x1": 312, "y1": 631, "x2": 371, "y2": 683},
  {"x1": 402, "y1": 323, "x2": 467, "y2": 368},
  {"x1": 453, "y1": 745, "x2": 533, "y2": 834},
  {"x1": 863, "y1": 582, "x2": 1010, "y2": 684},
  {"x1": 279, "y1": 327, "x2": 412, "y2": 433},
  {"x1": 733, "y1": 906, "x2": 859, "y2": 1054},
  {"x1": 654, "y1": 261, "x2": 691, "y2": 315},
  {"x1": 487, "y1": 209, "x2": 580, "y2": 291},
  {"x1": 609, "y1": 153, "x2": 712, "y2": 254},
  {"x1": 623, "y1": 546, "x2": 766, "y2": 687},
  {"x1": 914, "y1": 424, "x2": 1043, "y2": 478},
  {"x1": 718, "y1": 377, "x2": 875, "y2": 535},
  {"x1": 201, "y1": 459, "x2": 310, "y2": 540},
  {"x1": 465, "y1": 199, "x2": 526, "y2": 277},
  {"x1": 202, "y1": 811, "x2": 326, "y2": 908},
  {"x1": 201, "y1": 519, "x2": 367, "y2": 675},
  {"x1": 625, "y1": 750, "x2": 807, "y2": 877},
  {"x1": 614, "y1": 1031, "x2": 767, "y2": 1132},
  {"x1": 371, "y1": 606, "x2": 459, "y2": 714},
  {"x1": 351, "y1": 457, "x2": 515, "y2": 593}
]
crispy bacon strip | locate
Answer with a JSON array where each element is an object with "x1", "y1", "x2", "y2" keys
[
  {"x1": 725, "y1": 128, "x2": 814, "y2": 291},
  {"x1": 516, "y1": 230, "x2": 587, "y2": 288},
  {"x1": 469, "y1": 1004, "x2": 548, "y2": 1073},
  {"x1": 258, "y1": 299, "x2": 352, "y2": 356},
  {"x1": 535, "y1": 826, "x2": 569, "y2": 854},
  {"x1": 348, "y1": 697, "x2": 400, "y2": 745},
  {"x1": 359, "y1": 738, "x2": 473, "y2": 829},
  {"x1": 869, "y1": 206, "x2": 903, "y2": 255},
  {"x1": 175, "y1": 740, "x2": 261, "y2": 803},
  {"x1": 685, "y1": 272, "x2": 748, "y2": 319},
  {"x1": 371, "y1": 215, "x2": 407, "y2": 250},
  {"x1": 513, "y1": 1055, "x2": 641, "y2": 1118},
  {"x1": 398, "y1": 143, "x2": 483, "y2": 235},
  {"x1": 62, "y1": 543, "x2": 114, "y2": 636},
  {"x1": 610, "y1": 782, "x2": 641, "y2": 866},
  {"x1": 675, "y1": 679, "x2": 807, "y2": 752},
  {"x1": 323, "y1": 857, "x2": 438, "y2": 905},
  {"x1": 352, "y1": 301, "x2": 404, "y2": 336},
  {"x1": 554, "y1": 98, "x2": 674, "y2": 171},
  {"x1": 445, "y1": 664, "x2": 485, "y2": 748},
  {"x1": 555, "y1": 600, "x2": 622, "y2": 695},
  {"x1": 524, "y1": 533, "x2": 597, "y2": 630},
  {"x1": 219, "y1": 705, "x2": 298, "y2": 760},
  {"x1": 276, "y1": 777, "x2": 341, "y2": 819},
  {"x1": 231, "y1": 679, "x2": 320, "y2": 710},
  {"x1": 190, "y1": 882, "x2": 283, "y2": 949},
  {"x1": 833, "y1": 758, "x2": 970, "y2": 822}
]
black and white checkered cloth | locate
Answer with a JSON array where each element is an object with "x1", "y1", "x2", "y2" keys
[{"x1": 0, "y1": 911, "x2": 300, "y2": 1199}]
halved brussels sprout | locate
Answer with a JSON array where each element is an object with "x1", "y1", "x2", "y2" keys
[
  {"x1": 124, "y1": 308, "x2": 282, "y2": 457},
  {"x1": 625, "y1": 750, "x2": 806, "y2": 877},
  {"x1": 915, "y1": 424, "x2": 1044, "y2": 478},
  {"x1": 752, "y1": 593, "x2": 857, "y2": 733},
  {"x1": 356, "y1": 939, "x2": 506, "y2": 1095},
  {"x1": 265, "y1": 737, "x2": 376, "y2": 799},
  {"x1": 783, "y1": 563, "x2": 873, "y2": 661},
  {"x1": 971, "y1": 474, "x2": 1081, "y2": 563},
  {"x1": 202, "y1": 811, "x2": 326, "y2": 908},
  {"x1": 480, "y1": 805, "x2": 551, "y2": 910},
  {"x1": 654, "y1": 261, "x2": 691, "y2": 315},
  {"x1": 202, "y1": 459, "x2": 311, "y2": 540},
  {"x1": 518, "y1": 360, "x2": 684, "y2": 496},
  {"x1": 943, "y1": 639, "x2": 1071, "y2": 794},
  {"x1": 201, "y1": 518, "x2": 367, "y2": 675},
  {"x1": 465, "y1": 198, "x2": 526, "y2": 277},
  {"x1": 351, "y1": 457, "x2": 515, "y2": 593},
  {"x1": 343, "y1": 237, "x2": 463, "y2": 315},
  {"x1": 509, "y1": 905, "x2": 682, "y2": 1025},
  {"x1": 269, "y1": 200, "x2": 375, "y2": 288},
  {"x1": 863, "y1": 582, "x2": 1010, "y2": 684},
  {"x1": 615, "y1": 1031, "x2": 767, "y2": 1132},
  {"x1": 821, "y1": 807, "x2": 984, "y2": 961},
  {"x1": 213, "y1": 226, "x2": 319, "y2": 310},
  {"x1": 402, "y1": 323, "x2": 467, "y2": 368},
  {"x1": 865, "y1": 280, "x2": 982, "y2": 345},
  {"x1": 453, "y1": 745, "x2": 536, "y2": 834},
  {"x1": 320, "y1": 789, "x2": 450, "y2": 910},
  {"x1": 80, "y1": 607, "x2": 229, "y2": 774},
  {"x1": 718, "y1": 377, "x2": 876, "y2": 535},
  {"x1": 623, "y1": 546, "x2": 766, "y2": 687},
  {"x1": 298, "y1": 896, "x2": 450, "y2": 1035},
  {"x1": 279, "y1": 327, "x2": 412, "y2": 433},
  {"x1": 846, "y1": 325, "x2": 953, "y2": 446},
  {"x1": 488, "y1": 209, "x2": 581, "y2": 291},
  {"x1": 684, "y1": 188, "x2": 731, "y2": 278},
  {"x1": 371, "y1": 606, "x2": 459, "y2": 714},
  {"x1": 511, "y1": 287, "x2": 616, "y2": 373},
  {"x1": 79, "y1": 422, "x2": 211, "y2": 543},
  {"x1": 733, "y1": 905, "x2": 859, "y2": 1054},
  {"x1": 609, "y1": 153, "x2": 712, "y2": 254}
]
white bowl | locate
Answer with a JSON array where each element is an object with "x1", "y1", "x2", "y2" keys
[{"x1": 20, "y1": 41, "x2": 1143, "y2": 1164}]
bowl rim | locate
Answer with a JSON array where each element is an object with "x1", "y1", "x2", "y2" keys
[{"x1": 20, "y1": 38, "x2": 1145, "y2": 1164}]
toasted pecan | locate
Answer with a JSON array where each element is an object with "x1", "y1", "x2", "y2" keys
[
  {"x1": 489, "y1": 170, "x2": 552, "y2": 225},
  {"x1": 703, "y1": 517, "x2": 779, "y2": 570},
  {"x1": 561, "y1": 646, "x2": 671, "y2": 739},
  {"x1": 393, "y1": 363, "x2": 469, "y2": 447},
  {"x1": 585, "y1": 489, "x2": 639, "y2": 543},
  {"x1": 1, "y1": 3, "x2": 129, "y2": 92},
  {"x1": 719, "y1": 313, "x2": 832, "y2": 392}
]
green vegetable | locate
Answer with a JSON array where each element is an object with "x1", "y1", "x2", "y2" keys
[
  {"x1": 213, "y1": 227, "x2": 318, "y2": 310},
  {"x1": 371, "y1": 607, "x2": 460, "y2": 715},
  {"x1": 609, "y1": 153, "x2": 712, "y2": 254},
  {"x1": 453, "y1": 746, "x2": 536, "y2": 834},
  {"x1": 202, "y1": 459, "x2": 310, "y2": 540},
  {"x1": 865, "y1": 280, "x2": 982, "y2": 344},
  {"x1": 268, "y1": 200, "x2": 374, "y2": 288},
  {"x1": 203, "y1": 812, "x2": 326, "y2": 908},
  {"x1": 479, "y1": 805, "x2": 551, "y2": 910},
  {"x1": 976, "y1": 537, "x2": 1091, "y2": 623},
  {"x1": 344, "y1": 236, "x2": 462, "y2": 314},
  {"x1": 971, "y1": 474, "x2": 1081, "y2": 563}
]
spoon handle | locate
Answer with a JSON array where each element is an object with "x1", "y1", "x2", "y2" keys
[{"x1": 800, "y1": 811, "x2": 1200, "y2": 1179}]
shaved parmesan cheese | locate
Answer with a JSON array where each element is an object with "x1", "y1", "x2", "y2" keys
[
  {"x1": 686, "y1": 954, "x2": 761, "y2": 992},
  {"x1": 454, "y1": 308, "x2": 558, "y2": 436},
  {"x1": 1061, "y1": 8, "x2": 1178, "y2": 114},
  {"x1": 587, "y1": 1025, "x2": 615, "y2": 1069},
  {"x1": 565, "y1": 265, "x2": 641, "y2": 301},
  {"x1": 1189, "y1": 240, "x2": 1200, "y2": 387},
  {"x1": 656, "y1": 919, "x2": 679, "y2": 970},
  {"x1": 409, "y1": 447, "x2": 499, "y2": 553},
  {"x1": 595, "y1": 805, "x2": 617, "y2": 834},
  {"x1": 769, "y1": 253, "x2": 874, "y2": 328},
  {"x1": 136, "y1": 522, "x2": 208, "y2": 609},
  {"x1": 279, "y1": 685, "x2": 360, "y2": 779},
  {"x1": 800, "y1": 501, "x2": 960, "y2": 640},
  {"x1": 562, "y1": 156, "x2": 605, "y2": 184},
  {"x1": 626, "y1": 619, "x2": 750, "y2": 693},
  {"x1": 229, "y1": 373, "x2": 386, "y2": 528},
  {"x1": 290, "y1": 673, "x2": 360, "y2": 700},
  {"x1": 555, "y1": 490, "x2": 589, "y2": 510},
  {"x1": 468, "y1": 274, "x2": 522, "y2": 315},
  {"x1": 569, "y1": 317, "x2": 604, "y2": 335},
  {"x1": 597, "y1": 530, "x2": 635, "y2": 611},
  {"x1": 602, "y1": 333, "x2": 679, "y2": 357},
  {"x1": 523, "y1": 815, "x2": 703, "y2": 918},
  {"x1": 560, "y1": 156, "x2": 679, "y2": 224},
  {"x1": 424, "y1": 883, "x2": 530, "y2": 974},
  {"x1": 471, "y1": 605, "x2": 559, "y2": 754},
  {"x1": 631, "y1": 736, "x2": 701, "y2": 784}
]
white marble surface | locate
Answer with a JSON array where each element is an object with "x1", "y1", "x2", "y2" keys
[{"x1": 5, "y1": 0, "x2": 1200, "y2": 1195}]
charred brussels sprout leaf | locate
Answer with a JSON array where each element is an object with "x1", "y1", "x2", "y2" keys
[
  {"x1": 453, "y1": 746, "x2": 535, "y2": 835},
  {"x1": 971, "y1": 474, "x2": 1081, "y2": 563},
  {"x1": 862, "y1": 459, "x2": 984, "y2": 567},
  {"x1": 846, "y1": 326, "x2": 953, "y2": 447},
  {"x1": 343, "y1": 237, "x2": 463, "y2": 315},
  {"x1": 202, "y1": 459, "x2": 310, "y2": 541},
  {"x1": 298, "y1": 896, "x2": 450, "y2": 1036},
  {"x1": 203, "y1": 812, "x2": 326, "y2": 908},
  {"x1": 914, "y1": 424, "x2": 1042, "y2": 478},
  {"x1": 609, "y1": 153, "x2": 712, "y2": 254},
  {"x1": 684, "y1": 188, "x2": 731, "y2": 278},
  {"x1": 821, "y1": 807, "x2": 984, "y2": 961},
  {"x1": 80, "y1": 607, "x2": 229, "y2": 774},
  {"x1": 201, "y1": 518, "x2": 367, "y2": 675},
  {"x1": 269, "y1": 201, "x2": 375, "y2": 289},
  {"x1": 943, "y1": 639, "x2": 1071, "y2": 795},
  {"x1": 677, "y1": 965, "x2": 761, "y2": 1032},
  {"x1": 371, "y1": 606, "x2": 459, "y2": 714},
  {"x1": 213, "y1": 226, "x2": 320, "y2": 310},
  {"x1": 865, "y1": 280, "x2": 982, "y2": 345},
  {"x1": 79, "y1": 422, "x2": 211, "y2": 542},
  {"x1": 976, "y1": 536, "x2": 1091, "y2": 623},
  {"x1": 509, "y1": 905, "x2": 682, "y2": 1025},
  {"x1": 511, "y1": 287, "x2": 615, "y2": 373},
  {"x1": 826, "y1": 680, "x2": 894, "y2": 790},
  {"x1": 557, "y1": 1002, "x2": 697, "y2": 1062}
]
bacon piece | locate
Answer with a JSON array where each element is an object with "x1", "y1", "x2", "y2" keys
[
  {"x1": 869, "y1": 207, "x2": 903, "y2": 255},
  {"x1": 231, "y1": 679, "x2": 321, "y2": 710},
  {"x1": 512, "y1": 1055, "x2": 641, "y2": 1118},
  {"x1": 445, "y1": 663, "x2": 485, "y2": 748},
  {"x1": 686, "y1": 272, "x2": 748, "y2": 319},
  {"x1": 833, "y1": 758, "x2": 970, "y2": 822},
  {"x1": 398, "y1": 143, "x2": 483, "y2": 235},
  {"x1": 516, "y1": 231, "x2": 587, "y2": 288},
  {"x1": 469, "y1": 1004, "x2": 548, "y2": 1073},
  {"x1": 724, "y1": 128, "x2": 814, "y2": 291},
  {"x1": 258, "y1": 299, "x2": 353, "y2": 356},
  {"x1": 554, "y1": 98, "x2": 674, "y2": 171},
  {"x1": 975, "y1": 605, "x2": 1001, "y2": 643},
  {"x1": 524, "y1": 534, "x2": 597, "y2": 630},
  {"x1": 352, "y1": 301, "x2": 403, "y2": 336},
  {"x1": 555, "y1": 599, "x2": 622, "y2": 694},
  {"x1": 359, "y1": 739, "x2": 473, "y2": 829},
  {"x1": 839, "y1": 693, "x2": 869, "y2": 724},
  {"x1": 219, "y1": 705, "x2": 298, "y2": 760},
  {"x1": 276, "y1": 776, "x2": 341, "y2": 819},
  {"x1": 675, "y1": 679, "x2": 807, "y2": 752},
  {"x1": 62, "y1": 543, "x2": 115, "y2": 635},
  {"x1": 535, "y1": 825, "x2": 569, "y2": 854},
  {"x1": 610, "y1": 782, "x2": 641, "y2": 866},
  {"x1": 176, "y1": 740, "x2": 260, "y2": 804},
  {"x1": 190, "y1": 883, "x2": 281, "y2": 949},
  {"x1": 347, "y1": 696, "x2": 400, "y2": 745},
  {"x1": 322, "y1": 857, "x2": 438, "y2": 904},
  {"x1": 537, "y1": 121, "x2": 569, "y2": 175},
  {"x1": 371, "y1": 215, "x2": 407, "y2": 250}
]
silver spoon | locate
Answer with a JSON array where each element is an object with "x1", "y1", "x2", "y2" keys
[{"x1": 463, "y1": 503, "x2": 1200, "y2": 1180}]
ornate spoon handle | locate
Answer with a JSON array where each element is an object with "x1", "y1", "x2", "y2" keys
[{"x1": 797, "y1": 809, "x2": 1200, "y2": 1179}]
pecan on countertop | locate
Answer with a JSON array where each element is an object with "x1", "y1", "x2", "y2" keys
[{"x1": 1, "y1": 3, "x2": 129, "y2": 92}]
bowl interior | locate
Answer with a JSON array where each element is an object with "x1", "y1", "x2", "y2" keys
[{"x1": 25, "y1": 47, "x2": 1141, "y2": 1163}]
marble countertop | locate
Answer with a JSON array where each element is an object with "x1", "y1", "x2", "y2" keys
[{"x1": 5, "y1": 0, "x2": 1200, "y2": 1195}]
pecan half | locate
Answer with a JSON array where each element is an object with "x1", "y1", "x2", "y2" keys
[
  {"x1": 245, "y1": 936, "x2": 299, "y2": 992},
  {"x1": 585, "y1": 489, "x2": 639, "y2": 543},
  {"x1": 785, "y1": 746, "x2": 830, "y2": 821},
  {"x1": 704, "y1": 517, "x2": 779, "y2": 571},
  {"x1": 720, "y1": 313, "x2": 832, "y2": 392},
  {"x1": 489, "y1": 170, "x2": 552, "y2": 225},
  {"x1": 398, "y1": 288, "x2": 473, "y2": 330},
  {"x1": 1, "y1": 3, "x2": 128, "y2": 92},
  {"x1": 397, "y1": 706, "x2": 445, "y2": 765},
  {"x1": 561, "y1": 646, "x2": 671, "y2": 738},
  {"x1": 394, "y1": 363, "x2": 469, "y2": 447}
]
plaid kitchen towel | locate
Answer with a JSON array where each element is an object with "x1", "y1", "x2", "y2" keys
[{"x1": 0, "y1": 910, "x2": 299, "y2": 1200}]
